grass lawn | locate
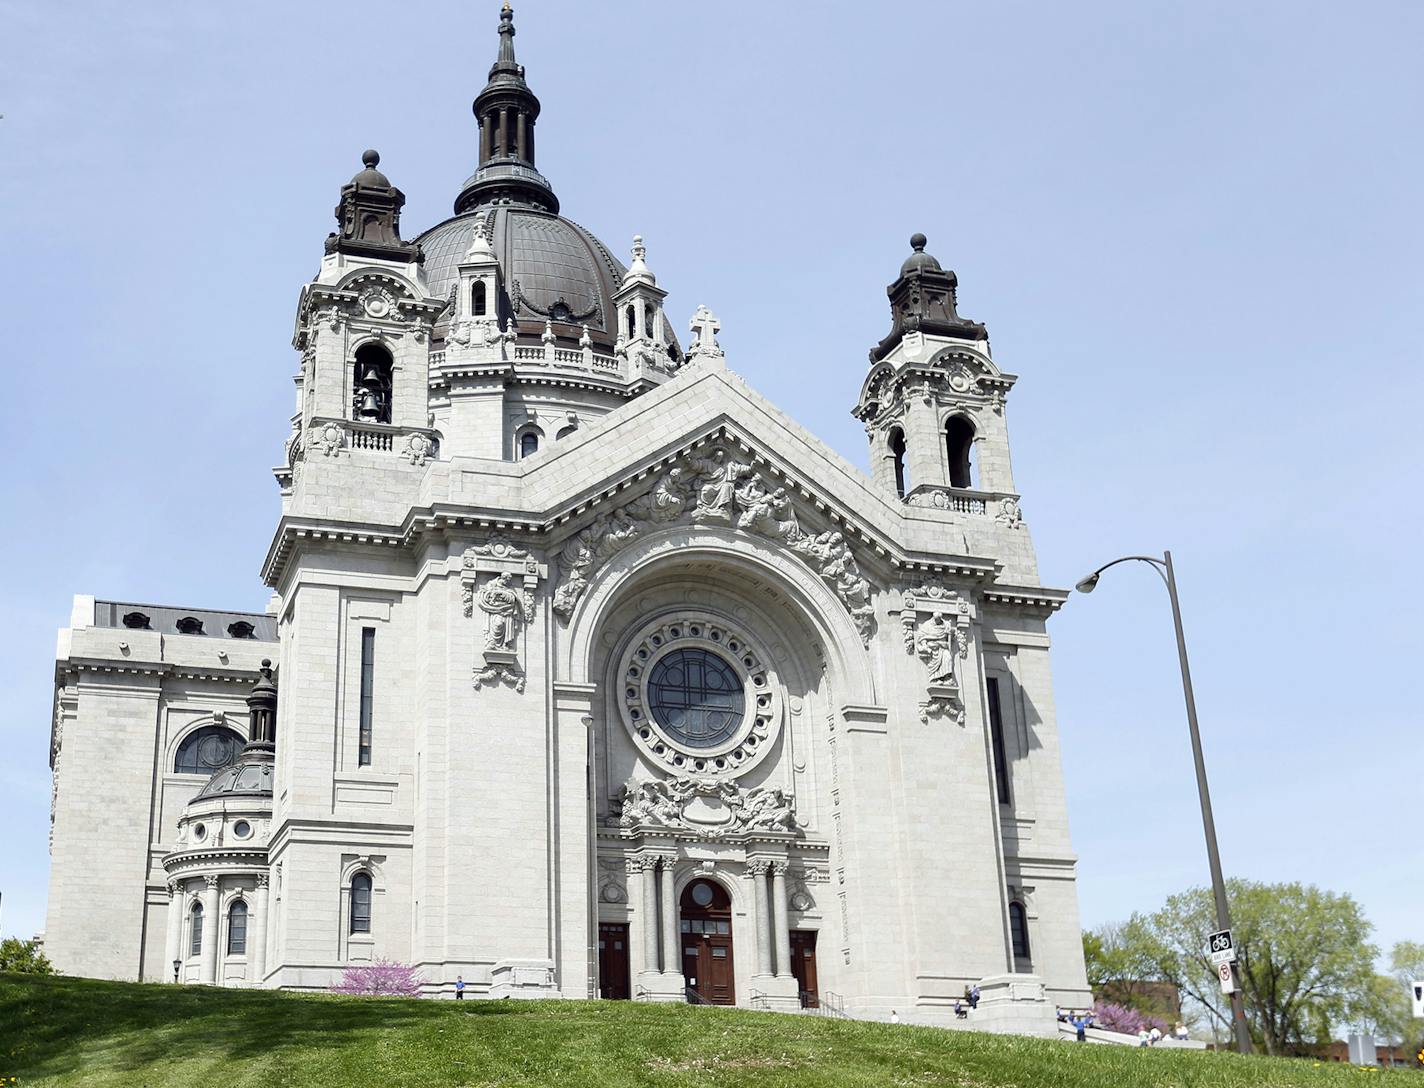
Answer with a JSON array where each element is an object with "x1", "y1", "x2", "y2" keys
[{"x1": 1, "y1": 973, "x2": 1414, "y2": 1087}]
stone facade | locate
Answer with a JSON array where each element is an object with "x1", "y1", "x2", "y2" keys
[{"x1": 43, "y1": 8, "x2": 1092, "y2": 1034}]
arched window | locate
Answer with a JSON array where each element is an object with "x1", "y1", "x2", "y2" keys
[
  {"x1": 350, "y1": 873, "x2": 373, "y2": 934},
  {"x1": 518, "y1": 428, "x2": 541, "y2": 459},
  {"x1": 625, "y1": 304, "x2": 636, "y2": 340},
  {"x1": 1009, "y1": 901, "x2": 1031, "y2": 961},
  {"x1": 889, "y1": 427, "x2": 908, "y2": 498},
  {"x1": 946, "y1": 416, "x2": 976, "y2": 489},
  {"x1": 352, "y1": 343, "x2": 393, "y2": 425},
  {"x1": 227, "y1": 900, "x2": 248, "y2": 955},
  {"x1": 189, "y1": 902, "x2": 204, "y2": 956},
  {"x1": 556, "y1": 425, "x2": 577, "y2": 441},
  {"x1": 174, "y1": 726, "x2": 245, "y2": 775},
  {"x1": 472, "y1": 280, "x2": 487, "y2": 317}
]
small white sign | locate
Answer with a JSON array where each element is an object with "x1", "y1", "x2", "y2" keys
[
  {"x1": 1209, "y1": 946, "x2": 1236, "y2": 967},
  {"x1": 1218, "y1": 960, "x2": 1236, "y2": 994},
  {"x1": 1411, "y1": 979, "x2": 1423, "y2": 1019}
]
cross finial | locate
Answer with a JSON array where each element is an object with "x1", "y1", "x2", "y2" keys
[{"x1": 687, "y1": 305, "x2": 723, "y2": 361}]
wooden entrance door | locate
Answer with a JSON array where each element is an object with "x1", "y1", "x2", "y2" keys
[
  {"x1": 679, "y1": 878, "x2": 735, "y2": 1005},
  {"x1": 790, "y1": 930, "x2": 819, "y2": 1007},
  {"x1": 598, "y1": 922, "x2": 630, "y2": 1000}
]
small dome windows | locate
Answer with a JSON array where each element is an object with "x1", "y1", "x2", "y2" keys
[
  {"x1": 232, "y1": 820, "x2": 252, "y2": 839},
  {"x1": 122, "y1": 611, "x2": 151, "y2": 630},
  {"x1": 175, "y1": 616, "x2": 205, "y2": 635}
]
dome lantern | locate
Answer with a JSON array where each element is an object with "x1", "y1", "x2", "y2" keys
[{"x1": 456, "y1": 4, "x2": 559, "y2": 214}]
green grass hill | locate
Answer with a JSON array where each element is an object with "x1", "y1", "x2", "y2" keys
[{"x1": 1, "y1": 972, "x2": 1412, "y2": 1087}]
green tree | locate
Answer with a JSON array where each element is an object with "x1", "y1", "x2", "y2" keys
[
  {"x1": 0, "y1": 937, "x2": 55, "y2": 975},
  {"x1": 1133, "y1": 880, "x2": 1378, "y2": 1056},
  {"x1": 1082, "y1": 918, "x2": 1180, "y2": 1020}
]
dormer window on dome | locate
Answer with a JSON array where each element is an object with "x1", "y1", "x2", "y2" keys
[
  {"x1": 122, "y1": 611, "x2": 151, "y2": 630},
  {"x1": 175, "y1": 616, "x2": 204, "y2": 635}
]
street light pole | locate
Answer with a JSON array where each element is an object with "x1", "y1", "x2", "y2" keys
[{"x1": 1076, "y1": 550, "x2": 1253, "y2": 1055}]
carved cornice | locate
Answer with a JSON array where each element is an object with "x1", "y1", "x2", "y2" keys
[{"x1": 261, "y1": 426, "x2": 1007, "y2": 591}]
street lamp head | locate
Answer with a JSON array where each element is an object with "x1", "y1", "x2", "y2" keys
[{"x1": 1074, "y1": 572, "x2": 1100, "y2": 594}]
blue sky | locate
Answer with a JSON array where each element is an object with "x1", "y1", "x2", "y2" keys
[{"x1": 1, "y1": 1, "x2": 1419, "y2": 963}]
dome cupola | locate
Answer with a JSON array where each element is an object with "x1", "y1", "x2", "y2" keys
[{"x1": 455, "y1": 3, "x2": 558, "y2": 215}]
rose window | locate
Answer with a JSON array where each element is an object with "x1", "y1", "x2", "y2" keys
[{"x1": 618, "y1": 613, "x2": 782, "y2": 777}]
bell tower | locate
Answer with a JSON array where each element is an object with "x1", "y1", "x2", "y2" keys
[
  {"x1": 281, "y1": 150, "x2": 444, "y2": 508},
  {"x1": 853, "y1": 234, "x2": 1019, "y2": 508}
]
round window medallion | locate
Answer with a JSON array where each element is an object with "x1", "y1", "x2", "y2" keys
[
  {"x1": 192, "y1": 823, "x2": 206, "y2": 841},
  {"x1": 617, "y1": 612, "x2": 782, "y2": 777},
  {"x1": 233, "y1": 820, "x2": 252, "y2": 839},
  {"x1": 690, "y1": 882, "x2": 715, "y2": 907}
]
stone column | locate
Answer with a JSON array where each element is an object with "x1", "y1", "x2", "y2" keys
[
  {"x1": 163, "y1": 881, "x2": 182, "y2": 983},
  {"x1": 748, "y1": 861, "x2": 772, "y2": 977},
  {"x1": 659, "y1": 858, "x2": 678, "y2": 975},
  {"x1": 250, "y1": 874, "x2": 269, "y2": 987},
  {"x1": 199, "y1": 875, "x2": 220, "y2": 985},
  {"x1": 639, "y1": 858, "x2": 658, "y2": 975},
  {"x1": 498, "y1": 107, "x2": 509, "y2": 157},
  {"x1": 516, "y1": 111, "x2": 527, "y2": 160},
  {"x1": 771, "y1": 862, "x2": 793, "y2": 979}
]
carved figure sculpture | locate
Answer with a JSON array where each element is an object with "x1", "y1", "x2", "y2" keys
[
  {"x1": 915, "y1": 613, "x2": 956, "y2": 685},
  {"x1": 478, "y1": 572, "x2": 525, "y2": 650}
]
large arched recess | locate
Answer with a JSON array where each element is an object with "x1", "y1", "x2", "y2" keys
[{"x1": 558, "y1": 525, "x2": 879, "y2": 822}]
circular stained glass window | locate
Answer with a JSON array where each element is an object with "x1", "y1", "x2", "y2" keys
[
  {"x1": 646, "y1": 648, "x2": 745, "y2": 749},
  {"x1": 690, "y1": 882, "x2": 715, "y2": 907}
]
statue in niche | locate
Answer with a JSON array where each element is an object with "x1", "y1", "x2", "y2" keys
[
  {"x1": 915, "y1": 613, "x2": 957, "y2": 686},
  {"x1": 478, "y1": 572, "x2": 528, "y2": 651}
]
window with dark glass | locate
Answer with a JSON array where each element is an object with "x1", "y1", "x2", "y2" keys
[
  {"x1": 174, "y1": 726, "x2": 245, "y2": 775},
  {"x1": 189, "y1": 903, "x2": 203, "y2": 956},
  {"x1": 647, "y1": 649, "x2": 745, "y2": 749},
  {"x1": 1009, "y1": 901, "x2": 1031, "y2": 960},
  {"x1": 986, "y1": 676, "x2": 1011, "y2": 805},
  {"x1": 358, "y1": 627, "x2": 375, "y2": 767},
  {"x1": 227, "y1": 900, "x2": 247, "y2": 955},
  {"x1": 350, "y1": 873, "x2": 373, "y2": 934},
  {"x1": 472, "y1": 280, "x2": 487, "y2": 316},
  {"x1": 519, "y1": 430, "x2": 540, "y2": 459}
]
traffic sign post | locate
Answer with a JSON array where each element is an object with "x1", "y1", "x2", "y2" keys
[
  {"x1": 1207, "y1": 929, "x2": 1234, "y2": 964},
  {"x1": 1218, "y1": 960, "x2": 1236, "y2": 995}
]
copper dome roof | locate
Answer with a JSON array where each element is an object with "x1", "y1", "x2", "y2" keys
[{"x1": 419, "y1": 206, "x2": 643, "y2": 351}]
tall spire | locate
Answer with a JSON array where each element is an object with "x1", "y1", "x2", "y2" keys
[{"x1": 455, "y1": 3, "x2": 559, "y2": 215}]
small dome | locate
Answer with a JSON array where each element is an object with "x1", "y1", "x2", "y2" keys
[
  {"x1": 195, "y1": 757, "x2": 273, "y2": 799},
  {"x1": 351, "y1": 149, "x2": 392, "y2": 189},
  {"x1": 900, "y1": 232, "x2": 943, "y2": 276}
]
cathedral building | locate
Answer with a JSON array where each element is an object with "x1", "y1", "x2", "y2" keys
[{"x1": 44, "y1": 7, "x2": 1091, "y2": 1033}]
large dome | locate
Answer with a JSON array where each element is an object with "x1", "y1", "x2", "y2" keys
[{"x1": 419, "y1": 206, "x2": 640, "y2": 352}]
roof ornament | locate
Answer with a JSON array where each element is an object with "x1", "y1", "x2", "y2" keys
[
  {"x1": 622, "y1": 234, "x2": 656, "y2": 286},
  {"x1": 685, "y1": 305, "x2": 724, "y2": 364},
  {"x1": 463, "y1": 210, "x2": 495, "y2": 261}
]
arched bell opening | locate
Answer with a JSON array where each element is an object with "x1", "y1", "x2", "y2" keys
[{"x1": 351, "y1": 343, "x2": 393, "y2": 425}]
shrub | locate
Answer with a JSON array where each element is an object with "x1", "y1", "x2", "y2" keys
[
  {"x1": 330, "y1": 959, "x2": 422, "y2": 997},
  {"x1": 0, "y1": 938, "x2": 55, "y2": 975},
  {"x1": 1092, "y1": 1000, "x2": 1169, "y2": 1036}
]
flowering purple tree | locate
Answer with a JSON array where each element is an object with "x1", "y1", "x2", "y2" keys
[
  {"x1": 1092, "y1": 1001, "x2": 1170, "y2": 1036},
  {"x1": 331, "y1": 959, "x2": 424, "y2": 997}
]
